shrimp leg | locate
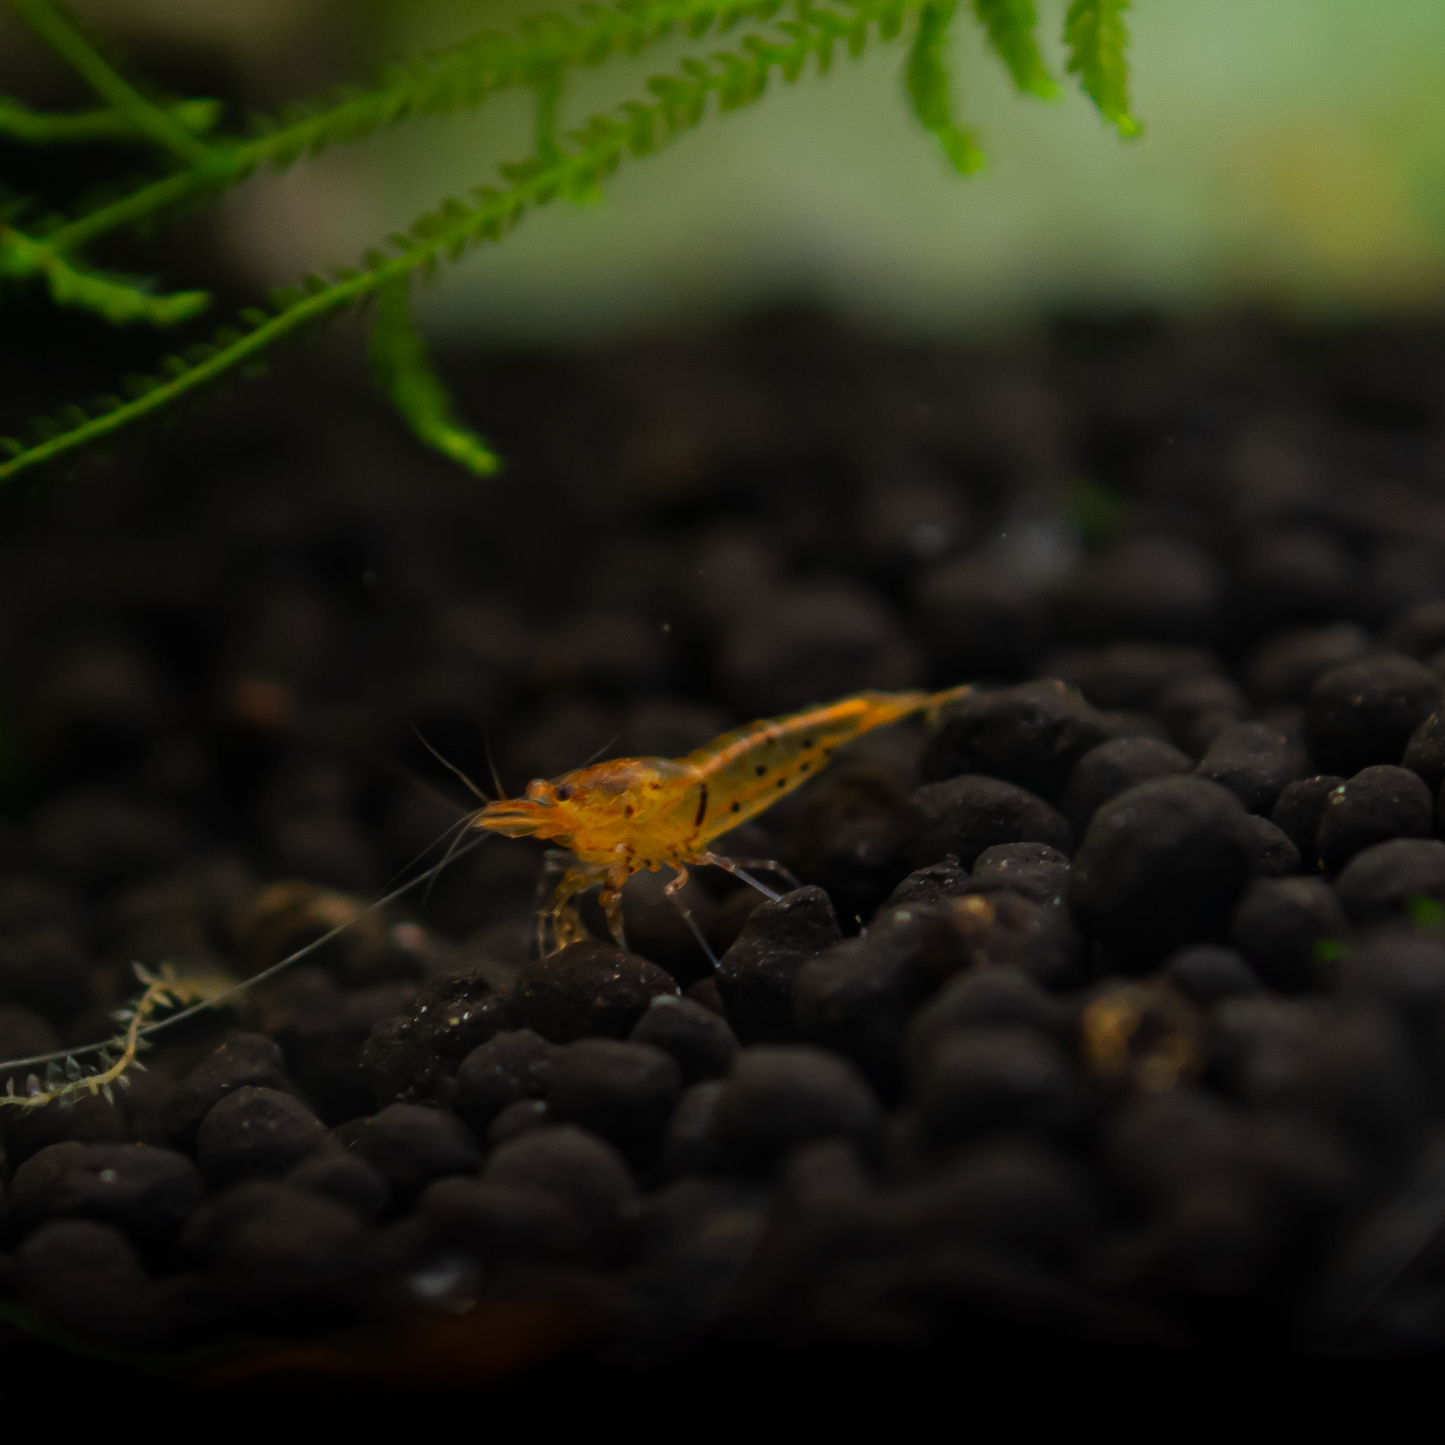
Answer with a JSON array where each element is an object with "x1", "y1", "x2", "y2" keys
[
  {"x1": 663, "y1": 867, "x2": 720, "y2": 969},
  {"x1": 537, "y1": 857, "x2": 610, "y2": 957},
  {"x1": 597, "y1": 873, "x2": 629, "y2": 954},
  {"x1": 695, "y1": 851, "x2": 801, "y2": 902}
]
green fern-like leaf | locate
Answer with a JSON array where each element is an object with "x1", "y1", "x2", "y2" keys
[
  {"x1": 7, "y1": 0, "x2": 216, "y2": 164},
  {"x1": 973, "y1": 0, "x2": 1056, "y2": 99},
  {"x1": 368, "y1": 280, "x2": 500, "y2": 477},
  {"x1": 0, "y1": 226, "x2": 209, "y2": 326},
  {"x1": 905, "y1": 1, "x2": 983, "y2": 174},
  {"x1": 2, "y1": 2, "x2": 911, "y2": 484},
  {"x1": 1, "y1": 0, "x2": 1106, "y2": 486},
  {"x1": 0, "y1": 95, "x2": 220, "y2": 145},
  {"x1": 1064, "y1": 0, "x2": 1140, "y2": 136},
  {"x1": 45, "y1": 0, "x2": 818, "y2": 256}
]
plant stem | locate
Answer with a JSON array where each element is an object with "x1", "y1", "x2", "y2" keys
[
  {"x1": 47, "y1": 0, "x2": 812, "y2": 251},
  {"x1": 5, "y1": 0, "x2": 214, "y2": 163},
  {"x1": 0, "y1": 95, "x2": 219, "y2": 144}
]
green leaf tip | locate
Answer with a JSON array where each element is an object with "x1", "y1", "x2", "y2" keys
[
  {"x1": 973, "y1": 0, "x2": 1057, "y2": 101},
  {"x1": 0, "y1": 0, "x2": 1152, "y2": 485},
  {"x1": 0, "y1": 227, "x2": 209, "y2": 327},
  {"x1": 905, "y1": 1, "x2": 984, "y2": 175},
  {"x1": 1064, "y1": 0, "x2": 1142, "y2": 138},
  {"x1": 368, "y1": 282, "x2": 501, "y2": 478}
]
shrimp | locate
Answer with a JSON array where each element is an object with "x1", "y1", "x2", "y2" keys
[{"x1": 475, "y1": 684, "x2": 972, "y2": 959}]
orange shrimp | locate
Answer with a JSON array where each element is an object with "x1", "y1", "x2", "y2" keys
[{"x1": 476, "y1": 684, "x2": 972, "y2": 958}]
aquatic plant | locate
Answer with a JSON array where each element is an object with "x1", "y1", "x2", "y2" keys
[{"x1": 0, "y1": 0, "x2": 1140, "y2": 484}]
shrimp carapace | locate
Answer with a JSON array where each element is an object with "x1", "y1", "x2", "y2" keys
[{"x1": 476, "y1": 683, "x2": 972, "y2": 956}]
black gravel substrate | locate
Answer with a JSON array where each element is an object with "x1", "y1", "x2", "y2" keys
[{"x1": 5, "y1": 309, "x2": 1445, "y2": 1396}]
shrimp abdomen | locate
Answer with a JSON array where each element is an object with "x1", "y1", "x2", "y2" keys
[{"x1": 687, "y1": 690, "x2": 940, "y2": 842}]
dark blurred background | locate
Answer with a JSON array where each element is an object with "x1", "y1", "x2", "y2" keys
[{"x1": 5, "y1": 0, "x2": 1445, "y2": 344}]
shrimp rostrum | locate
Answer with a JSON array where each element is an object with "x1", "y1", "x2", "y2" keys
[{"x1": 475, "y1": 685, "x2": 970, "y2": 959}]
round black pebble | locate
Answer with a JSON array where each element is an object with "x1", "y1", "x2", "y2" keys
[
  {"x1": 1045, "y1": 642, "x2": 1220, "y2": 713},
  {"x1": 788, "y1": 767, "x2": 921, "y2": 929},
  {"x1": 943, "y1": 891, "x2": 1086, "y2": 990},
  {"x1": 1155, "y1": 674, "x2": 1251, "y2": 749},
  {"x1": 878, "y1": 859, "x2": 973, "y2": 913},
  {"x1": 1337, "y1": 924, "x2": 1445, "y2": 1026},
  {"x1": 419, "y1": 1176, "x2": 589, "y2": 1268},
  {"x1": 914, "y1": 1025, "x2": 1079, "y2": 1147},
  {"x1": 906, "y1": 969, "x2": 1071, "y2": 1075},
  {"x1": 908, "y1": 775, "x2": 1072, "y2": 871},
  {"x1": 1103, "y1": 1089, "x2": 1241, "y2": 1205},
  {"x1": 195, "y1": 1085, "x2": 330, "y2": 1187},
  {"x1": 1316, "y1": 765, "x2": 1433, "y2": 874},
  {"x1": 1304, "y1": 655, "x2": 1443, "y2": 778},
  {"x1": 334, "y1": 1102, "x2": 479, "y2": 1200},
  {"x1": 913, "y1": 1137, "x2": 1098, "y2": 1254},
  {"x1": 793, "y1": 908, "x2": 962, "y2": 1097},
  {"x1": 919, "y1": 679, "x2": 1111, "y2": 798},
  {"x1": 1194, "y1": 721, "x2": 1301, "y2": 815},
  {"x1": 483, "y1": 1125, "x2": 636, "y2": 1243},
  {"x1": 1271, "y1": 776, "x2": 1347, "y2": 871},
  {"x1": 967, "y1": 842, "x2": 1071, "y2": 907},
  {"x1": 361, "y1": 968, "x2": 513, "y2": 1110},
  {"x1": 181, "y1": 1181, "x2": 369, "y2": 1295},
  {"x1": 1069, "y1": 776, "x2": 1256, "y2": 970},
  {"x1": 629, "y1": 995, "x2": 740, "y2": 1085},
  {"x1": 512, "y1": 941, "x2": 680, "y2": 1044},
  {"x1": 488, "y1": 1099, "x2": 553, "y2": 1147},
  {"x1": 714, "y1": 1045, "x2": 880, "y2": 1170},
  {"x1": 1243, "y1": 815, "x2": 1302, "y2": 877},
  {"x1": 1, "y1": 1090, "x2": 126, "y2": 1169},
  {"x1": 166, "y1": 1033, "x2": 296, "y2": 1153},
  {"x1": 15, "y1": 1219, "x2": 158, "y2": 1347},
  {"x1": 1163, "y1": 945, "x2": 1265, "y2": 1005},
  {"x1": 660, "y1": 1080, "x2": 728, "y2": 1177},
  {"x1": 1061, "y1": 735, "x2": 1195, "y2": 837},
  {"x1": 1404, "y1": 711, "x2": 1445, "y2": 792},
  {"x1": 1334, "y1": 839, "x2": 1445, "y2": 925},
  {"x1": 547, "y1": 1038, "x2": 683, "y2": 1167},
  {"x1": 454, "y1": 1028, "x2": 555, "y2": 1132},
  {"x1": 9, "y1": 1142, "x2": 202, "y2": 1247},
  {"x1": 616, "y1": 868, "x2": 724, "y2": 987},
  {"x1": 286, "y1": 1150, "x2": 391, "y2": 1222},
  {"x1": 716, "y1": 887, "x2": 842, "y2": 1045},
  {"x1": 1244, "y1": 625, "x2": 1373, "y2": 706},
  {"x1": 1227, "y1": 878, "x2": 1349, "y2": 993}
]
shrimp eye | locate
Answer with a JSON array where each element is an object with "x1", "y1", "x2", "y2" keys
[{"x1": 555, "y1": 783, "x2": 575, "y2": 802}]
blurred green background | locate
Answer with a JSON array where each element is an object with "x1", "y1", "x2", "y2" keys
[{"x1": 18, "y1": 0, "x2": 1445, "y2": 340}]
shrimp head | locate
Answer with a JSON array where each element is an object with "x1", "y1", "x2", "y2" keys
[{"x1": 475, "y1": 757, "x2": 700, "y2": 867}]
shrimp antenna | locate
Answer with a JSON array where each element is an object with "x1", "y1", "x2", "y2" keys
[
  {"x1": 412, "y1": 726, "x2": 491, "y2": 803},
  {"x1": 378, "y1": 807, "x2": 478, "y2": 900},
  {"x1": 423, "y1": 808, "x2": 485, "y2": 908},
  {"x1": 578, "y1": 730, "x2": 622, "y2": 770},
  {"x1": 482, "y1": 722, "x2": 508, "y2": 801}
]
